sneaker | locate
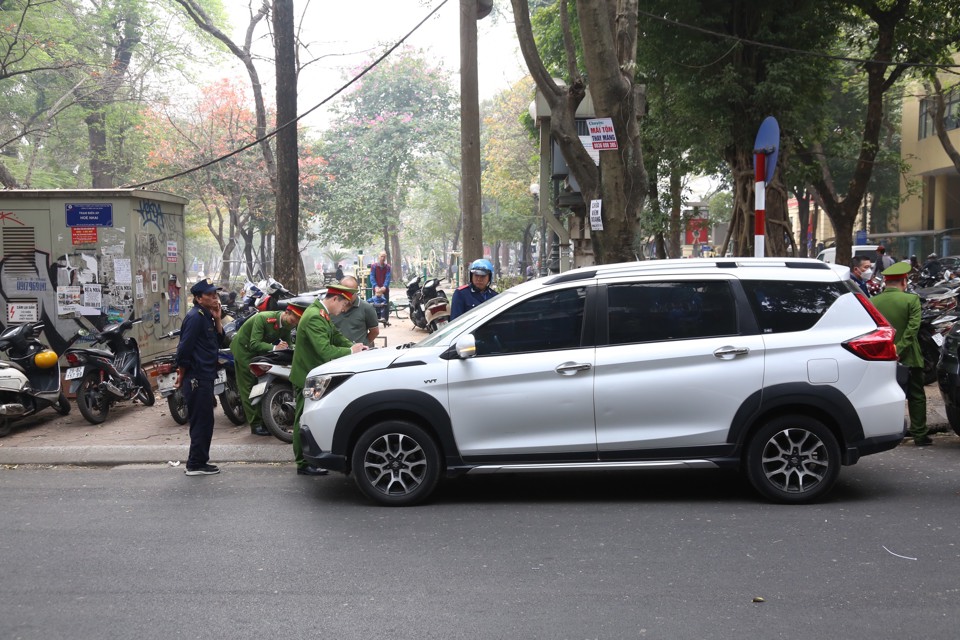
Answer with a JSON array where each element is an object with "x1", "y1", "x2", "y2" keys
[{"x1": 185, "y1": 464, "x2": 220, "y2": 476}]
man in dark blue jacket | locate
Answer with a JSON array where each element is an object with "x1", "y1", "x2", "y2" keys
[
  {"x1": 176, "y1": 278, "x2": 227, "y2": 475},
  {"x1": 450, "y1": 258, "x2": 497, "y2": 320}
]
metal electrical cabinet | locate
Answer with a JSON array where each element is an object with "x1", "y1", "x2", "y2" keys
[{"x1": 0, "y1": 189, "x2": 188, "y2": 361}]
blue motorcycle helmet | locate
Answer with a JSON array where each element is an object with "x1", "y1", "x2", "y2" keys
[{"x1": 469, "y1": 258, "x2": 494, "y2": 278}]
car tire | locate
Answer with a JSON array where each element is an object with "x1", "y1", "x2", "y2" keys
[
  {"x1": 351, "y1": 421, "x2": 441, "y2": 507},
  {"x1": 745, "y1": 415, "x2": 841, "y2": 504}
]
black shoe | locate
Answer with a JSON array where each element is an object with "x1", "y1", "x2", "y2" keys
[
  {"x1": 250, "y1": 426, "x2": 270, "y2": 436},
  {"x1": 297, "y1": 465, "x2": 328, "y2": 476},
  {"x1": 914, "y1": 436, "x2": 934, "y2": 447},
  {"x1": 185, "y1": 464, "x2": 220, "y2": 476}
]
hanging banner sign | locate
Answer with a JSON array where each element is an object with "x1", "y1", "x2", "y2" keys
[
  {"x1": 587, "y1": 118, "x2": 618, "y2": 150},
  {"x1": 589, "y1": 199, "x2": 604, "y2": 231}
]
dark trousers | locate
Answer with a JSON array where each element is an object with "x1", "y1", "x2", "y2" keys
[
  {"x1": 906, "y1": 366, "x2": 927, "y2": 440},
  {"x1": 184, "y1": 377, "x2": 215, "y2": 468}
]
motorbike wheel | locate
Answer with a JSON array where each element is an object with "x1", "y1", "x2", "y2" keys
[
  {"x1": 135, "y1": 369, "x2": 156, "y2": 406},
  {"x1": 76, "y1": 373, "x2": 110, "y2": 425},
  {"x1": 921, "y1": 341, "x2": 939, "y2": 386},
  {"x1": 262, "y1": 381, "x2": 295, "y2": 443},
  {"x1": 167, "y1": 390, "x2": 188, "y2": 425},
  {"x1": 219, "y1": 372, "x2": 246, "y2": 426},
  {"x1": 53, "y1": 391, "x2": 71, "y2": 416}
]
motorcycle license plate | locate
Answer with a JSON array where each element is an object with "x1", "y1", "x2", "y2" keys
[
  {"x1": 215, "y1": 369, "x2": 227, "y2": 385},
  {"x1": 65, "y1": 366, "x2": 85, "y2": 380},
  {"x1": 157, "y1": 372, "x2": 178, "y2": 394},
  {"x1": 249, "y1": 381, "x2": 267, "y2": 401},
  {"x1": 933, "y1": 333, "x2": 945, "y2": 347}
]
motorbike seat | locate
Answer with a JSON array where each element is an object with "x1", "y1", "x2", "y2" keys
[
  {"x1": 250, "y1": 349, "x2": 294, "y2": 366},
  {"x1": 0, "y1": 360, "x2": 27, "y2": 374},
  {"x1": 72, "y1": 348, "x2": 114, "y2": 359}
]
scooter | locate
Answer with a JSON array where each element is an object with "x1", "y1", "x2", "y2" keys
[
  {"x1": 152, "y1": 331, "x2": 245, "y2": 426},
  {"x1": 248, "y1": 348, "x2": 294, "y2": 443},
  {"x1": 0, "y1": 322, "x2": 74, "y2": 437},
  {"x1": 63, "y1": 316, "x2": 155, "y2": 424},
  {"x1": 406, "y1": 275, "x2": 450, "y2": 333},
  {"x1": 921, "y1": 307, "x2": 957, "y2": 385},
  {"x1": 154, "y1": 330, "x2": 186, "y2": 425}
]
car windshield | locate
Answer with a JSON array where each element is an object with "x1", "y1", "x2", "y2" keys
[{"x1": 417, "y1": 290, "x2": 521, "y2": 347}]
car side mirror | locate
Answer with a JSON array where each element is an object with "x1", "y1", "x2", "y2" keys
[{"x1": 454, "y1": 334, "x2": 477, "y2": 359}]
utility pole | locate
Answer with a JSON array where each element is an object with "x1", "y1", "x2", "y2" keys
[{"x1": 459, "y1": 0, "x2": 492, "y2": 280}]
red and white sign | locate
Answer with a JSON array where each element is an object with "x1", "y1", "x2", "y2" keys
[
  {"x1": 167, "y1": 241, "x2": 178, "y2": 263},
  {"x1": 685, "y1": 218, "x2": 709, "y2": 245},
  {"x1": 587, "y1": 118, "x2": 618, "y2": 150},
  {"x1": 71, "y1": 227, "x2": 97, "y2": 245}
]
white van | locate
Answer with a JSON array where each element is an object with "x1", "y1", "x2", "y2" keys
[{"x1": 816, "y1": 245, "x2": 879, "y2": 264}]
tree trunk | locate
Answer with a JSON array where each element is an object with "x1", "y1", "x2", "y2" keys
[
  {"x1": 85, "y1": 111, "x2": 114, "y2": 188},
  {"x1": 272, "y1": 0, "x2": 302, "y2": 291}
]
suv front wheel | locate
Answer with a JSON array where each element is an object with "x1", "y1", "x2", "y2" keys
[
  {"x1": 351, "y1": 421, "x2": 441, "y2": 506},
  {"x1": 745, "y1": 415, "x2": 841, "y2": 504}
]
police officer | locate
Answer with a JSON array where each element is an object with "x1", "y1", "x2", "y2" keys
[
  {"x1": 290, "y1": 283, "x2": 367, "y2": 476},
  {"x1": 229, "y1": 300, "x2": 307, "y2": 436},
  {"x1": 176, "y1": 278, "x2": 227, "y2": 475},
  {"x1": 870, "y1": 262, "x2": 930, "y2": 446},
  {"x1": 450, "y1": 258, "x2": 497, "y2": 320}
]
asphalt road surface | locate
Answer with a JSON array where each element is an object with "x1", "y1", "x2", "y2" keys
[{"x1": 2, "y1": 439, "x2": 960, "y2": 640}]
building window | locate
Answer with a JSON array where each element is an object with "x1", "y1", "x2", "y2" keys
[{"x1": 919, "y1": 85, "x2": 960, "y2": 139}]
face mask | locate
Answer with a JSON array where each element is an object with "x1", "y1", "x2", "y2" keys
[{"x1": 860, "y1": 268, "x2": 873, "y2": 280}]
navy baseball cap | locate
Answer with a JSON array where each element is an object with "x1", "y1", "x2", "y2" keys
[{"x1": 190, "y1": 278, "x2": 223, "y2": 296}]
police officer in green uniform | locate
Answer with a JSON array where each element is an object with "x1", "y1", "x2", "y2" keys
[
  {"x1": 289, "y1": 284, "x2": 367, "y2": 475},
  {"x1": 870, "y1": 261, "x2": 931, "y2": 446},
  {"x1": 229, "y1": 301, "x2": 307, "y2": 436}
]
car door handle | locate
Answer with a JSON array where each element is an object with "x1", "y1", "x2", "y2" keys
[
  {"x1": 555, "y1": 361, "x2": 592, "y2": 375},
  {"x1": 714, "y1": 346, "x2": 750, "y2": 360}
]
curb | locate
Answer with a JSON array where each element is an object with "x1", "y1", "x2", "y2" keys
[{"x1": 0, "y1": 443, "x2": 292, "y2": 466}]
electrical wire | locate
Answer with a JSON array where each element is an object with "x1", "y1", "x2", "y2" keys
[
  {"x1": 637, "y1": 9, "x2": 960, "y2": 71},
  {"x1": 124, "y1": 0, "x2": 450, "y2": 189}
]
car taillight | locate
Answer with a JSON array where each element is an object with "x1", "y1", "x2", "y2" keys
[
  {"x1": 843, "y1": 326, "x2": 898, "y2": 361},
  {"x1": 249, "y1": 363, "x2": 271, "y2": 377},
  {"x1": 64, "y1": 352, "x2": 84, "y2": 366}
]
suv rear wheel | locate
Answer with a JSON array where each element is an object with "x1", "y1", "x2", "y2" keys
[
  {"x1": 745, "y1": 415, "x2": 841, "y2": 504},
  {"x1": 351, "y1": 421, "x2": 441, "y2": 506}
]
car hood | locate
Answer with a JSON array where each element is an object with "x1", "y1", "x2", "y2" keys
[{"x1": 306, "y1": 343, "x2": 448, "y2": 377}]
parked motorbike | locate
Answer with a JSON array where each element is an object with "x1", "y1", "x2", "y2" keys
[
  {"x1": 0, "y1": 322, "x2": 75, "y2": 437},
  {"x1": 920, "y1": 306, "x2": 958, "y2": 386},
  {"x1": 152, "y1": 330, "x2": 245, "y2": 426},
  {"x1": 154, "y1": 330, "x2": 187, "y2": 425},
  {"x1": 406, "y1": 275, "x2": 450, "y2": 333},
  {"x1": 64, "y1": 316, "x2": 155, "y2": 424},
  {"x1": 248, "y1": 348, "x2": 294, "y2": 443}
]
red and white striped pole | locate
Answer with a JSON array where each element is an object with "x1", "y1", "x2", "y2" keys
[{"x1": 754, "y1": 151, "x2": 766, "y2": 258}]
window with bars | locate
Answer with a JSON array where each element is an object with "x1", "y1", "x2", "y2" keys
[{"x1": 919, "y1": 85, "x2": 960, "y2": 139}]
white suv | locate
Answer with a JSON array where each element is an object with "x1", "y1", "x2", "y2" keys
[{"x1": 299, "y1": 258, "x2": 906, "y2": 506}]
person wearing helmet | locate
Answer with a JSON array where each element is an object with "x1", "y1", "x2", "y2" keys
[
  {"x1": 229, "y1": 298, "x2": 307, "y2": 436},
  {"x1": 450, "y1": 258, "x2": 498, "y2": 320}
]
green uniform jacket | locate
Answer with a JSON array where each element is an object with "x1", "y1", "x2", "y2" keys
[
  {"x1": 289, "y1": 299, "x2": 353, "y2": 389},
  {"x1": 229, "y1": 311, "x2": 294, "y2": 361},
  {"x1": 870, "y1": 287, "x2": 923, "y2": 368}
]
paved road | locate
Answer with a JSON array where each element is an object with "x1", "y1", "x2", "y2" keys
[{"x1": 2, "y1": 446, "x2": 960, "y2": 639}]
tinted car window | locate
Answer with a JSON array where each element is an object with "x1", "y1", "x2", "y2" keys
[
  {"x1": 607, "y1": 281, "x2": 738, "y2": 344},
  {"x1": 741, "y1": 280, "x2": 846, "y2": 334},
  {"x1": 473, "y1": 287, "x2": 586, "y2": 355}
]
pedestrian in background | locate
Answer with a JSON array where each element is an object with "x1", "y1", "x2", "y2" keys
[
  {"x1": 331, "y1": 275, "x2": 380, "y2": 347},
  {"x1": 176, "y1": 278, "x2": 227, "y2": 475},
  {"x1": 289, "y1": 284, "x2": 367, "y2": 476},
  {"x1": 875, "y1": 245, "x2": 894, "y2": 272},
  {"x1": 369, "y1": 251, "x2": 392, "y2": 311},
  {"x1": 229, "y1": 300, "x2": 307, "y2": 436},
  {"x1": 850, "y1": 256, "x2": 873, "y2": 295},
  {"x1": 870, "y1": 262, "x2": 931, "y2": 446}
]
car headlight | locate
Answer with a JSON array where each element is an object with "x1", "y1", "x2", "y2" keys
[{"x1": 303, "y1": 374, "x2": 352, "y2": 402}]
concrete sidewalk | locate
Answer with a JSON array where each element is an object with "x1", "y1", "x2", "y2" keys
[
  {"x1": 0, "y1": 319, "x2": 427, "y2": 466},
  {"x1": 0, "y1": 314, "x2": 952, "y2": 465}
]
